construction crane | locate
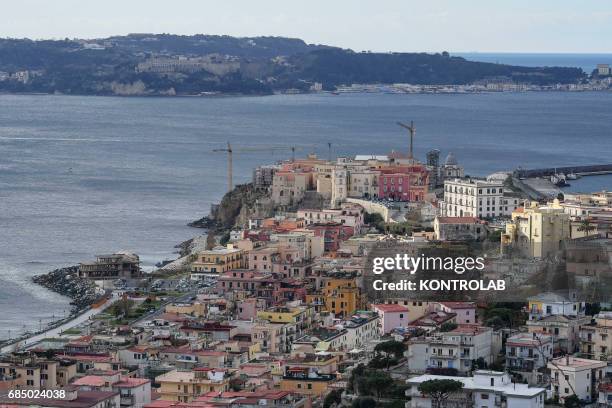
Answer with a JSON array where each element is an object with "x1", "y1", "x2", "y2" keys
[
  {"x1": 397, "y1": 121, "x2": 416, "y2": 159},
  {"x1": 213, "y1": 142, "x2": 234, "y2": 193},
  {"x1": 212, "y1": 142, "x2": 302, "y2": 192}
]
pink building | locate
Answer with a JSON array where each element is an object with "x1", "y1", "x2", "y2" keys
[
  {"x1": 378, "y1": 165, "x2": 429, "y2": 202},
  {"x1": 436, "y1": 302, "x2": 477, "y2": 324},
  {"x1": 372, "y1": 304, "x2": 410, "y2": 334}
]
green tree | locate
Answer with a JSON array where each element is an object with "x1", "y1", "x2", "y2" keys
[
  {"x1": 418, "y1": 379, "x2": 464, "y2": 407},
  {"x1": 374, "y1": 340, "x2": 406, "y2": 369},
  {"x1": 323, "y1": 389, "x2": 343, "y2": 408},
  {"x1": 563, "y1": 395, "x2": 580, "y2": 408},
  {"x1": 577, "y1": 217, "x2": 596, "y2": 237},
  {"x1": 352, "y1": 397, "x2": 377, "y2": 408}
]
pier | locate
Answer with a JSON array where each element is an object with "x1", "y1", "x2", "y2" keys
[{"x1": 514, "y1": 163, "x2": 612, "y2": 179}]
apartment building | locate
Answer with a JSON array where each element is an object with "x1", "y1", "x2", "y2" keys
[
  {"x1": 306, "y1": 275, "x2": 362, "y2": 317},
  {"x1": 72, "y1": 372, "x2": 151, "y2": 408},
  {"x1": 252, "y1": 164, "x2": 280, "y2": 188},
  {"x1": 548, "y1": 356, "x2": 606, "y2": 404},
  {"x1": 271, "y1": 170, "x2": 312, "y2": 206},
  {"x1": 347, "y1": 169, "x2": 380, "y2": 199},
  {"x1": 190, "y1": 245, "x2": 245, "y2": 278},
  {"x1": 441, "y1": 178, "x2": 518, "y2": 219},
  {"x1": 0, "y1": 354, "x2": 77, "y2": 390},
  {"x1": 378, "y1": 164, "x2": 429, "y2": 202},
  {"x1": 406, "y1": 371, "x2": 546, "y2": 408},
  {"x1": 506, "y1": 332, "x2": 553, "y2": 384},
  {"x1": 298, "y1": 203, "x2": 365, "y2": 234},
  {"x1": 155, "y1": 368, "x2": 230, "y2": 402},
  {"x1": 502, "y1": 200, "x2": 571, "y2": 258},
  {"x1": 580, "y1": 312, "x2": 612, "y2": 361},
  {"x1": 410, "y1": 324, "x2": 495, "y2": 374},
  {"x1": 527, "y1": 291, "x2": 586, "y2": 320},
  {"x1": 78, "y1": 252, "x2": 140, "y2": 280},
  {"x1": 371, "y1": 304, "x2": 409, "y2": 334},
  {"x1": 526, "y1": 314, "x2": 590, "y2": 354}
]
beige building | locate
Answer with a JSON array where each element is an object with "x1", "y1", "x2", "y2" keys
[
  {"x1": 155, "y1": 368, "x2": 230, "y2": 402},
  {"x1": 526, "y1": 314, "x2": 590, "y2": 354},
  {"x1": 191, "y1": 245, "x2": 244, "y2": 277},
  {"x1": 580, "y1": 312, "x2": 612, "y2": 361},
  {"x1": 348, "y1": 169, "x2": 379, "y2": 199},
  {"x1": 548, "y1": 356, "x2": 606, "y2": 404},
  {"x1": 502, "y1": 200, "x2": 571, "y2": 258},
  {"x1": 0, "y1": 355, "x2": 77, "y2": 390},
  {"x1": 271, "y1": 171, "x2": 310, "y2": 206}
]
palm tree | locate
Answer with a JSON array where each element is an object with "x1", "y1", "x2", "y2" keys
[{"x1": 577, "y1": 217, "x2": 596, "y2": 237}]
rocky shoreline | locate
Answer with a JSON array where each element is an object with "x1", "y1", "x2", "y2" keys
[{"x1": 32, "y1": 266, "x2": 102, "y2": 312}]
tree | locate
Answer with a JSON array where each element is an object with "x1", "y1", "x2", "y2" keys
[
  {"x1": 323, "y1": 389, "x2": 343, "y2": 408},
  {"x1": 577, "y1": 217, "x2": 596, "y2": 237},
  {"x1": 418, "y1": 379, "x2": 464, "y2": 407},
  {"x1": 374, "y1": 340, "x2": 406, "y2": 369},
  {"x1": 352, "y1": 397, "x2": 377, "y2": 408},
  {"x1": 375, "y1": 340, "x2": 406, "y2": 358},
  {"x1": 563, "y1": 395, "x2": 580, "y2": 408}
]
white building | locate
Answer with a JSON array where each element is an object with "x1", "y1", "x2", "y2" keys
[
  {"x1": 506, "y1": 332, "x2": 553, "y2": 385},
  {"x1": 548, "y1": 356, "x2": 607, "y2": 404},
  {"x1": 406, "y1": 371, "x2": 546, "y2": 408},
  {"x1": 407, "y1": 325, "x2": 495, "y2": 374},
  {"x1": 527, "y1": 291, "x2": 585, "y2": 321},
  {"x1": 330, "y1": 168, "x2": 348, "y2": 208},
  {"x1": 298, "y1": 203, "x2": 365, "y2": 234},
  {"x1": 441, "y1": 178, "x2": 519, "y2": 219}
]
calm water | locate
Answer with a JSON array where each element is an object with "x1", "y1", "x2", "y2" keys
[{"x1": 1, "y1": 91, "x2": 612, "y2": 337}]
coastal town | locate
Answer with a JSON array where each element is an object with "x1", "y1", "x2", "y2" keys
[{"x1": 1, "y1": 129, "x2": 611, "y2": 408}]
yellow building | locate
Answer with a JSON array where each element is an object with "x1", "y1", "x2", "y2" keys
[
  {"x1": 165, "y1": 302, "x2": 205, "y2": 317},
  {"x1": 307, "y1": 276, "x2": 362, "y2": 317},
  {"x1": 256, "y1": 306, "x2": 313, "y2": 326},
  {"x1": 155, "y1": 368, "x2": 230, "y2": 403},
  {"x1": 191, "y1": 245, "x2": 244, "y2": 276},
  {"x1": 280, "y1": 356, "x2": 337, "y2": 397},
  {"x1": 0, "y1": 355, "x2": 73, "y2": 390},
  {"x1": 502, "y1": 199, "x2": 570, "y2": 258}
]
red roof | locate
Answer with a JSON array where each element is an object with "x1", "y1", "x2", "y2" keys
[
  {"x1": 436, "y1": 217, "x2": 481, "y2": 224},
  {"x1": 372, "y1": 304, "x2": 409, "y2": 313},
  {"x1": 441, "y1": 301, "x2": 476, "y2": 309}
]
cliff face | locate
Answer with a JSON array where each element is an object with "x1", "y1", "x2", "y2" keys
[{"x1": 189, "y1": 183, "x2": 272, "y2": 230}]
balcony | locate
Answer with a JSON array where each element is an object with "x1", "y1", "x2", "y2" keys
[
  {"x1": 120, "y1": 395, "x2": 135, "y2": 406},
  {"x1": 431, "y1": 353, "x2": 456, "y2": 360}
]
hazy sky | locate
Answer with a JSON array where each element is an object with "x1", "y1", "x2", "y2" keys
[{"x1": 2, "y1": 0, "x2": 611, "y2": 53}]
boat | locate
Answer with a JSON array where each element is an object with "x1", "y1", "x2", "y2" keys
[
  {"x1": 566, "y1": 172, "x2": 579, "y2": 180},
  {"x1": 550, "y1": 173, "x2": 570, "y2": 187}
]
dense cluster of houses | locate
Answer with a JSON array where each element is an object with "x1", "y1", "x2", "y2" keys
[{"x1": 1, "y1": 151, "x2": 611, "y2": 408}]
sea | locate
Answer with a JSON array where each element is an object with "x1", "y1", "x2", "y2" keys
[{"x1": 1, "y1": 53, "x2": 612, "y2": 338}]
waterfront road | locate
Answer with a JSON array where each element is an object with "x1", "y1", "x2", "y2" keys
[{"x1": 0, "y1": 292, "x2": 120, "y2": 354}]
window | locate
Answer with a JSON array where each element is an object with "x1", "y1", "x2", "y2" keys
[{"x1": 481, "y1": 394, "x2": 489, "y2": 399}]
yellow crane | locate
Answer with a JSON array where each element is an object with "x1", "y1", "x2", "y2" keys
[{"x1": 212, "y1": 142, "x2": 301, "y2": 192}]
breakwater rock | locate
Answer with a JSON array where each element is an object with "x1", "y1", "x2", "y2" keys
[{"x1": 32, "y1": 266, "x2": 101, "y2": 311}]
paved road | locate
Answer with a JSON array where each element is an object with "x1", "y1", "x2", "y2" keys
[{"x1": 0, "y1": 293, "x2": 119, "y2": 354}]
